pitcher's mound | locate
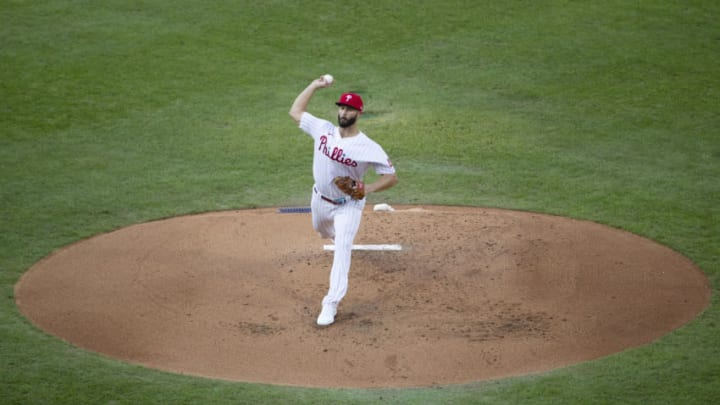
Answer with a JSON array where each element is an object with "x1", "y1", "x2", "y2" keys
[{"x1": 15, "y1": 206, "x2": 710, "y2": 388}]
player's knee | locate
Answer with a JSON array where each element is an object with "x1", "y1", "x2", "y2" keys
[{"x1": 333, "y1": 236, "x2": 353, "y2": 251}]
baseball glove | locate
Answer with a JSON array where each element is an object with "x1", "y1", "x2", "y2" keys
[{"x1": 334, "y1": 176, "x2": 365, "y2": 200}]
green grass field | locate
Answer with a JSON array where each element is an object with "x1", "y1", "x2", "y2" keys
[{"x1": 2, "y1": 0, "x2": 718, "y2": 403}]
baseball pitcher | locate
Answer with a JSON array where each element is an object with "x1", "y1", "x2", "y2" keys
[{"x1": 289, "y1": 75, "x2": 398, "y2": 326}]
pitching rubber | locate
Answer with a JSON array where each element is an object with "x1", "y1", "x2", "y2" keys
[{"x1": 323, "y1": 244, "x2": 402, "y2": 251}]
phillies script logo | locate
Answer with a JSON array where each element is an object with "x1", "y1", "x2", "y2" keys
[{"x1": 319, "y1": 135, "x2": 358, "y2": 167}]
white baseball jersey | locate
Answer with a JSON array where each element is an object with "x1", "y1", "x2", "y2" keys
[{"x1": 299, "y1": 112, "x2": 395, "y2": 200}]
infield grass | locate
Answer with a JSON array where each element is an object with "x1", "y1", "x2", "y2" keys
[{"x1": 2, "y1": 0, "x2": 719, "y2": 403}]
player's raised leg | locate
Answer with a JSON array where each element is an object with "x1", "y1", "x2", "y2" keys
[{"x1": 311, "y1": 188, "x2": 336, "y2": 240}]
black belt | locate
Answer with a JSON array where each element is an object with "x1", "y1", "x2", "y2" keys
[{"x1": 314, "y1": 187, "x2": 347, "y2": 205}]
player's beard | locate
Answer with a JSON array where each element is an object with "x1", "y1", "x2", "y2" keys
[{"x1": 338, "y1": 115, "x2": 356, "y2": 128}]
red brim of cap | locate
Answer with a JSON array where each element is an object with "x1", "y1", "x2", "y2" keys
[{"x1": 335, "y1": 102, "x2": 363, "y2": 111}]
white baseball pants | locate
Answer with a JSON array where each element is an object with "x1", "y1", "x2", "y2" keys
[{"x1": 311, "y1": 188, "x2": 365, "y2": 308}]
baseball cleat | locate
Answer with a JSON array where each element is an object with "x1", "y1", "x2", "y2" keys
[{"x1": 316, "y1": 306, "x2": 337, "y2": 326}]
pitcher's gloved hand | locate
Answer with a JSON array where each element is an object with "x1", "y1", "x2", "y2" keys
[{"x1": 334, "y1": 176, "x2": 365, "y2": 200}]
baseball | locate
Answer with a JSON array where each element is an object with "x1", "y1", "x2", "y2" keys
[{"x1": 322, "y1": 74, "x2": 334, "y2": 84}]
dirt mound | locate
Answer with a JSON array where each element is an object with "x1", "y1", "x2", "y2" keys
[{"x1": 15, "y1": 206, "x2": 710, "y2": 388}]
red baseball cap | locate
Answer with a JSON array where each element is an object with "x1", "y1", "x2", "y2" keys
[{"x1": 335, "y1": 92, "x2": 364, "y2": 112}]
